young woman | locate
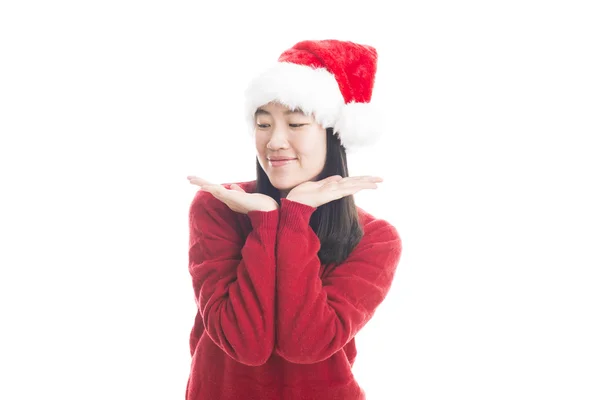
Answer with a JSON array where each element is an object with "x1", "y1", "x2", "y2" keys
[{"x1": 185, "y1": 39, "x2": 402, "y2": 400}]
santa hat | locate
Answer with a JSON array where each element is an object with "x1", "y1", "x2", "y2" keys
[{"x1": 244, "y1": 39, "x2": 383, "y2": 153}]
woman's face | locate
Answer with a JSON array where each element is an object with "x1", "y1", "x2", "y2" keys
[{"x1": 255, "y1": 101, "x2": 327, "y2": 197}]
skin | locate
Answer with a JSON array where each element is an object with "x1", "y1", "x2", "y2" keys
[
  {"x1": 254, "y1": 101, "x2": 328, "y2": 198},
  {"x1": 187, "y1": 101, "x2": 383, "y2": 213}
]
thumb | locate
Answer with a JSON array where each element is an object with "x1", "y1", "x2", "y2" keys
[
  {"x1": 230, "y1": 183, "x2": 245, "y2": 192},
  {"x1": 319, "y1": 175, "x2": 343, "y2": 185}
]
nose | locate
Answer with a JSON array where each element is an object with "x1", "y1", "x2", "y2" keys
[{"x1": 266, "y1": 124, "x2": 289, "y2": 150}]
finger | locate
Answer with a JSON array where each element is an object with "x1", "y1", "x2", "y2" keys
[
  {"x1": 230, "y1": 183, "x2": 245, "y2": 192},
  {"x1": 346, "y1": 175, "x2": 383, "y2": 182},
  {"x1": 345, "y1": 180, "x2": 381, "y2": 188},
  {"x1": 215, "y1": 188, "x2": 249, "y2": 209},
  {"x1": 202, "y1": 188, "x2": 225, "y2": 204},
  {"x1": 188, "y1": 176, "x2": 213, "y2": 186},
  {"x1": 338, "y1": 182, "x2": 380, "y2": 197},
  {"x1": 188, "y1": 179, "x2": 205, "y2": 187},
  {"x1": 318, "y1": 175, "x2": 343, "y2": 186},
  {"x1": 331, "y1": 180, "x2": 380, "y2": 192},
  {"x1": 210, "y1": 184, "x2": 243, "y2": 201},
  {"x1": 199, "y1": 184, "x2": 224, "y2": 195},
  {"x1": 330, "y1": 176, "x2": 361, "y2": 185},
  {"x1": 341, "y1": 176, "x2": 383, "y2": 184}
]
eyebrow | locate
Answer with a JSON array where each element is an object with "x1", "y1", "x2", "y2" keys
[{"x1": 255, "y1": 108, "x2": 308, "y2": 116}]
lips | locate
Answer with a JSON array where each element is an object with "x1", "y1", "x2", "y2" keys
[{"x1": 269, "y1": 158, "x2": 297, "y2": 167}]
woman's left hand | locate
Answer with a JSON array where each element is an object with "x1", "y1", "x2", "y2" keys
[
  {"x1": 286, "y1": 175, "x2": 384, "y2": 208},
  {"x1": 187, "y1": 176, "x2": 279, "y2": 214}
]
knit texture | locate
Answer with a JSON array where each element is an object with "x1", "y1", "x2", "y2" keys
[{"x1": 186, "y1": 180, "x2": 402, "y2": 400}]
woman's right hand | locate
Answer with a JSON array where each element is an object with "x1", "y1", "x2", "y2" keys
[{"x1": 187, "y1": 176, "x2": 279, "y2": 214}]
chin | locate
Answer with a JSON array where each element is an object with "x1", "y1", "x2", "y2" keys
[{"x1": 269, "y1": 176, "x2": 300, "y2": 190}]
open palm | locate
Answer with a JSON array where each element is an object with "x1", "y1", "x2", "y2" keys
[
  {"x1": 187, "y1": 176, "x2": 279, "y2": 214},
  {"x1": 286, "y1": 175, "x2": 383, "y2": 208}
]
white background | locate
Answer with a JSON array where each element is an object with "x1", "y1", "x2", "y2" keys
[{"x1": 1, "y1": 1, "x2": 599, "y2": 399}]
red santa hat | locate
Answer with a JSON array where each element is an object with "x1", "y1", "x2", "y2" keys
[{"x1": 244, "y1": 39, "x2": 383, "y2": 153}]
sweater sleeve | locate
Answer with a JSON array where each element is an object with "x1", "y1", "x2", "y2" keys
[
  {"x1": 188, "y1": 189, "x2": 279, "y2": 366},
  {"x1": 274, "y1": 197, "x2": 402, "y2": 364}
]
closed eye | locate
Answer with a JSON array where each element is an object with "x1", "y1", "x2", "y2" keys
[{"x1": 256, "y1": 124, "x2": 307, "y2": 128}]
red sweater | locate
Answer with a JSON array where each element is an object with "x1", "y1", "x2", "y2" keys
[{"x1": 185, "y1": 180, "x2": 402, "y2": 400}]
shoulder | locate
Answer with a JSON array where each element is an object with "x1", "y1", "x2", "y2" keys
[
  {"x1": 349, "y1": 207, "x2": 402, "y2": 272},
  {"x1": 357, "y1": 206, "x2": 401, "y2": 246}
]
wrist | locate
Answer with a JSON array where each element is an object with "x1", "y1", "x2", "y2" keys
[
  {"x1": 257, "y1": 206, "x2": 279, "y2": 212},
  {"x1": 283, "y1": 197, "x2": 315, "y2": 209}
]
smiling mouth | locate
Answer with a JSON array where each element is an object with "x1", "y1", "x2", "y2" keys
[{"x1": 269, "y1": 159, "x2": 297, "y2": 167}]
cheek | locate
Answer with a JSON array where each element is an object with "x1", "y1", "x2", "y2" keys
[{"x1": 255, "y1": 136, "x2": 268, "y2": 153}]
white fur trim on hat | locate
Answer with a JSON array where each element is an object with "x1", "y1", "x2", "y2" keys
[{"x1": 244, "y1": 62, "x2": 344, "y2": 132}]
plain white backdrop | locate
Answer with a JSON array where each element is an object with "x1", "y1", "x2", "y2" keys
[{"x1": 1, "y1": 1, "x2": 599, "y2": 399}]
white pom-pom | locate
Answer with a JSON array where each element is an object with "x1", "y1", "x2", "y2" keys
[{"x1": 333, "y1": 101, "x2": 384, "y2": 153}]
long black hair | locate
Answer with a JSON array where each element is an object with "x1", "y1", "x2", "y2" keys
[{"x1": 255, "y1": 127, "x2": 364, "y2": 266}]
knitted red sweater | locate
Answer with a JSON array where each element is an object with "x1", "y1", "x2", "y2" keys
[{"x1": 185, "y1": 180, "x2": 402, "y2": 400}]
